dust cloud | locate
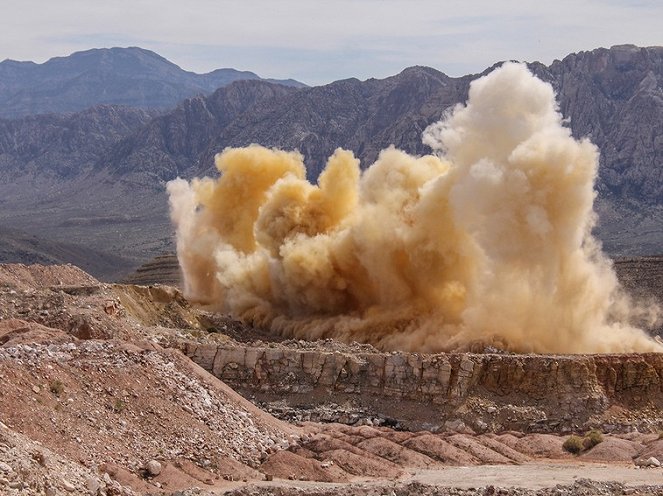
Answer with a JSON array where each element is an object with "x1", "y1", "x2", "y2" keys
[{"x1": 168, "y1": 62, "x2": 661, "y2": 354}]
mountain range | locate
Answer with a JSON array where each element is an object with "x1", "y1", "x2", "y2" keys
[
  {"x1": 0, "y1": 46, "x2": 305, "y2": 118},
  {"x1": 0, "y1": 45, "x2": 661, "y2": 279}
]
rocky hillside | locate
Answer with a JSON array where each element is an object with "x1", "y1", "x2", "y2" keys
[
  {"x1": 2, "y1": 262, "x2": 663, "y2": 495},
  {"x1": 0, "y1": 81, "x2": 300, "y2": 267},
  {"x1": 0, "y1": 45, "x2": 661, "y2": 276},
  {"x1": 542, "y1": 46, "x2": 663, "y2": 205},
  {"x1": 103, "y1": 79, "x2": 299, "y2": 180},
  {"x1": 0, "y1": 47, "x2": 305, "y2": 118},
  {"x1": 0, "y1": 225, "x2": 136, "y2": 281},
  {"x1": 105, "y1": 67, "x2": 465, "y2": 181},
  {"x1": 120, "y1": 254, "x2": 181, "y2": 286},
  {"x1": 0, "y1": 104, "x2": 157, "y2": 179}
]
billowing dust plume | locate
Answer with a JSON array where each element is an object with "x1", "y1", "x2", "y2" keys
[{"x1": 168, "y1": 62, "x2": 661, "y2": 354}]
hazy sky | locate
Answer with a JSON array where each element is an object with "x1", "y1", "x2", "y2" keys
[{"x1": 1, "y1": 0, "x2": 661, "y2": 85}]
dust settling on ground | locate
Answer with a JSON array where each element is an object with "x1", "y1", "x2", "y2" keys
[{"x1": 168, "y1": 63, "x2": 662, "y2": 354}]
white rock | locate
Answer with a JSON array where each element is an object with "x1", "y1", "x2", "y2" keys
[
  {"x1": 86, "y1": 477, "x2": 100, "y2": 493},
  {"x1": 146, "y1": 459, "x2": 162, "y2": 476},
  {"x1": 61, "y1": 479, "x2": 75, "y2": 492},
  {"x1": 0, "y1": 462, "x2": 12, "y2": 473},
  {"x1": 636, "y1": 456, "x2": 661, "y2": 468},
  {"x1": 444, "y1": 419, "x2": 467, "y2": 433}
]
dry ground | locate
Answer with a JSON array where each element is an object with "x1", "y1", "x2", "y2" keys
[{"x1": 1, "y1": 263, "x2": 662, "y2": 495}]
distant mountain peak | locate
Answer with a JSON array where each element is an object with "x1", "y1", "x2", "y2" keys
[{"x1": 0, "y1": 47, "x2": 306, "y2": 118}]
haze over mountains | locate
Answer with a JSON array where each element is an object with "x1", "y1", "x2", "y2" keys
[
  {"x1": 0, "y1": 47, "x2": 305, "y2": 118},
  {"x1": 0, "y1": 45, "x2": 661, "y2": 279}
]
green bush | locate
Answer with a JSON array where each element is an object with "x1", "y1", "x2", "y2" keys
[
  {"x1": 583, "y1": 429, "x2": 604, "y2": 450},
  {"x1": 563, "y1": 435, "x2": 584, "y2": 455}
]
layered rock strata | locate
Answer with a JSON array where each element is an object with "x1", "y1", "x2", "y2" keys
[{"x1": 183, "y1": 342, "x2": 663, "y2": 433}]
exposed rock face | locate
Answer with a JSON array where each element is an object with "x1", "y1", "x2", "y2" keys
[
  {"x1": 537, "y1": 45, "x2": 663, "y2": 254},
  {"x1": 101, "y1": 45, "x2": 663, "y2": 202},
  {"x1": 0, "y1": 104, "x2": 156, "y2": 179},
  {"x1": 545, "y1": 45, "x2": 663, "y2": 205},
  {"x1": 106, "y1": 80, "x2": 299, "y2": 180},
  {"x1": 0, "y1": 47, "x2": 305, "y2": 118},
  {"x1": 103, "y1": 67, "x2": 465, "y2": 182},
  {"x1": 184, "y1": 342, "x2": 663, "y2": 433},
  {"x1": 614, "y1": 256, "x2": 663, "y2": 336},
  {"x1": 615, "y1": 256, "x2": 663, "y2": 292},
  {"x1": 119, "y1": 254, "x2": 182, "y2": 286}
]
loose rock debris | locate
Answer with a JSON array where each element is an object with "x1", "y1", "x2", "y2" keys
[{"x1": 0, "y1": 263, "x2": 663, "y2": 495}]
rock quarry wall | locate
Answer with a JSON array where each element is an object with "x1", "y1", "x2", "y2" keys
[{"x1": 183, "y1": 342, "x2": 663, "y2": 433}]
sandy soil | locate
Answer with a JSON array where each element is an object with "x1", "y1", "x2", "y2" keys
[{"x1": 411, "y1": 462, "x2": 663, "y2": 488}]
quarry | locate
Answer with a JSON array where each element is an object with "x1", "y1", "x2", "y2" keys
[
  {"x1": 0, "y1": 260, "x2": 662, "y2": 495},
  {"x1": 1, "y1": 59, "x2": 662, "y2": 496}
]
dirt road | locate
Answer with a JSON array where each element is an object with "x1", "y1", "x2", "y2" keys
[{"x1": 411, "y1": 462, "x2": 663, "y2": 488}]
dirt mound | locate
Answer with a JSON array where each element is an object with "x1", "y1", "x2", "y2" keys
[
  {"x1": 580, "y1": 437, "x2": 643, "y2": 462},
  {"x1": 0, "y1": 319, "x2": 72, "y2": 346},
  {"x1": 0, "y1": 263, "x2": 98, "y2": 290},
  {"x1": 0, "y1": 339, "x2": 297, "y2": 493},
  {"x1": 402, "y1": 434, "x2": 480, "y2": 465},
  {"x1": 637, "y1": 438, "x2": 663, "y2": 461},
  {"x1": 260, "y1": 450, "x2": 350, "y2": 482},
  {"x1": 444, "y1": 434, "x2": 514, "y2": 464},
  {"x1": 355, "y1": 437, "x2": 437, "y2": 468},
  {"x1": 508, "y1": 434, "x2": 570, "y2": 459},
  {"x1": 0, "y1": 422, "x2": 137, "y2": 496},
  {"x1": 317, "y1": 449, "x2": 404, "y2": 479},
  {"x1": 475, "y1": 435, "x2": 531, "y2": 463},
  {"x1": 113, "y1": 284, "x2": 204, "y2": 330}
]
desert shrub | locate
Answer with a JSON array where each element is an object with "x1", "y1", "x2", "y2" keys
[
  {"x1": 563, "y1": 435, "x2": 584, "y2": 455},
  {"x1": 583, "y1": 429, "x2": 604, "y2": 450},
  {"x1": 49, "y1": 380, "x2": 64, "y2": 396},
  {"x1": 112, "y1": 398, "x2": 126, "y2": 413}
]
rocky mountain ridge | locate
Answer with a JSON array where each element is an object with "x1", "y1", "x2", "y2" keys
[
  {"x1": 0, "y1": 104, "x2": 157, "y2": 179},
  {"x1": 0, "y1": 45, "x2": 661, "y2": 274},
  {"x1": 0, "y1": 47, "x2": 305, "y2": 118}
]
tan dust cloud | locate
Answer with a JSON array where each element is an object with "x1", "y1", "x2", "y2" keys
[{"x1": 167, "y1": 62, "x2": 662, "y2": 354}]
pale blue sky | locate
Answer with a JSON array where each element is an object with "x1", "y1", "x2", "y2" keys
[{"x1": 1, "y1": 0, "x2": 661, "y2": 85}]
